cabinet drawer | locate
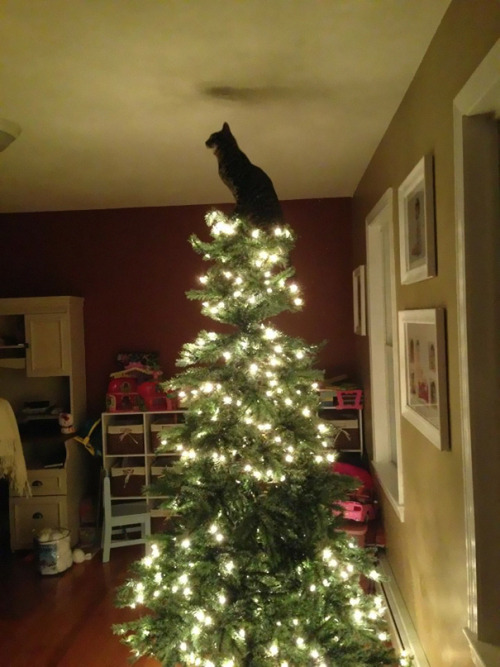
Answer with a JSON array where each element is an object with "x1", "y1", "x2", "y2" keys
[
  {"x1": 27, "y1": 469, "x2": 66, "y2": 496},
  {"x1": 9, "y1": 496, "x2": 68, "y2": 551}
]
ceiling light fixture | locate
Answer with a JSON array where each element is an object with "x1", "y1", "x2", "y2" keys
[{"x1": 0, "y1": 118, "x2": 21, "y2": 152}]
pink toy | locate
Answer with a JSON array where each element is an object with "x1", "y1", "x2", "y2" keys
[
  {"x1": 335, "y1": 389, "x2": 363, "y2": 410},
  {"x1": 334, "y1": 500, "x2": 377, "y2": 522}
]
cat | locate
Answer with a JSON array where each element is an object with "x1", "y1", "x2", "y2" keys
[{"x1": 206, "y1": 122, "x2": 284, "y2": 228}]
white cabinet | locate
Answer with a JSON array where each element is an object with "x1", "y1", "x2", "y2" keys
[
  {"x1": 0, "y1": 296, "x2": 86, "y2": 425},
  {"x1": 9, "y1": 438, "x2": 93, "y2": 550},
  {"x1": 25, "y1": 312, "x2": 71, "y2": 376},
  {"x1": 0, "y1": 296, "x2": 89, "y2": 550}
]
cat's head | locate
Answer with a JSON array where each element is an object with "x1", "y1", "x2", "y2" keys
[{"x1": 205, "y1": 122, "x2": 237, "y2": 152}]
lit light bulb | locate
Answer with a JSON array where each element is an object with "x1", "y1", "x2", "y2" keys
[{"x1": 264, "y1": 327, "x2": 278, "y2": 340}]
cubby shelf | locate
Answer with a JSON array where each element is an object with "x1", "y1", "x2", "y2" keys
[{"x1": 101, "y1": 411, "x2": 185, "y2": 519}]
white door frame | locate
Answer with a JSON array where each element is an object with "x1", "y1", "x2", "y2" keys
[{"x1": 454, "y1": 38, "x2": 500, "y2": 664}]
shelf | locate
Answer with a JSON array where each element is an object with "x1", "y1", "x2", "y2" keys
[
  {"x1": 102, "y1": 411, "x2": 184, "y2": 515},
  {"x1": 0, "y1": 358, "x2": 25, "y2": 369}
]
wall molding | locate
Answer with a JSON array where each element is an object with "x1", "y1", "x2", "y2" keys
[{"x1": 453, "y1": 38, "x2": 500, "y2": 647}]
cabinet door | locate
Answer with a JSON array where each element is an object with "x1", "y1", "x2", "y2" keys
[
  {"x1": 25, "y1": 312, "x2": 71, "y2": 376},
  {"x1": 9, "y1": 496, "x2": 68, "y2": 550}
]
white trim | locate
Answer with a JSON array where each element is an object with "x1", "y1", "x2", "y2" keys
[
  {"x1": 453, "y1": 37, "x2": 500, "y2": 639},
  {"x1": 352, "y1": 264, "x2": 367, "y2": 336},
  {"x1": 366, "y1": 189, "x2": 405, "y2": 519},
  {"x1": 372, "y1": 461, "x2": 404, "y2": 521},
  {"x1": 464, "y1": 629, "x2": 500, "y2": 667},
  {"x1": 377, "y1": 554, "x2": 430, "y2": 667}
]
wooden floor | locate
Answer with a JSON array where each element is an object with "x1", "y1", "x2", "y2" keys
[{"x1": 0, "y1": 544, "x2": 160, "y2": 667}]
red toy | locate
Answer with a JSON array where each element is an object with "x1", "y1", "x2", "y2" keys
[
  {"x1": 106, "y1": 377, "x2": 140, "y2": 412},
  {"x1": 137, "y1": 379, "x2": 178, "y2": 411},
  {"x1": 332, "y1": 462, "x2": 377, "y2": 522}
]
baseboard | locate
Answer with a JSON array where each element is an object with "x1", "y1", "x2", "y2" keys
[
  {"x1": 377, "y1": 553, "x2": 430, "y2": 667},
  {"x1": 464, "y1": 628, "x2": 500, "y2": 667}
]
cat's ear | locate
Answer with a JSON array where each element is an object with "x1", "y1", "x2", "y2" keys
[{"x1": 222, "y1": 122, "x2": 230, "y2": 133}]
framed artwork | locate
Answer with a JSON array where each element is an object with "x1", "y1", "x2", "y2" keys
[
  {"x1": 352, "y1": 265, "x2": 366, "y2": 336},
  {"x1": 398, "y1": 308, "x2": 449, "y2": 450},
  {"x1": 398, "y1": 154, "x2": 436, "y2": 284}
]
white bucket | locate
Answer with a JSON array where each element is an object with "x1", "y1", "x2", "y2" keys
[{"x1": 34, "y1": 528, "x2": 73, "y2": 575}]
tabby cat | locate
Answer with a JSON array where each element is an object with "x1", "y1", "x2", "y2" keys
[{"x1": 206, "y1": 122, "x2": 284, "y2": 228}]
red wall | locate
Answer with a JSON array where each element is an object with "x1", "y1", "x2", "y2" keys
[{"x1": 0, "y1": 198, "x2": 355, "y2": 416}]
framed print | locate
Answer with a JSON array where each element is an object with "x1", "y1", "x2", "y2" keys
[
  {"x1": 398, "y1": 154, "x2": 436, "y2": 284},
  {"x1": 352, "y1": 265, "x2": 366, "y2": 336},
  {"x1": 398, "y1": 308, "x2": 449, "y2": 450}
]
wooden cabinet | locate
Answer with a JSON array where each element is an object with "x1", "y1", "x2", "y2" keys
[{"x1": 9, "y1": 438, "x2": 93, "y2": 550}]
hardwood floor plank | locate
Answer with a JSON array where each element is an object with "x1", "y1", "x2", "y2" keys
[{"x1": 0, "y1": 545, "x2": 160, "y2": 667}]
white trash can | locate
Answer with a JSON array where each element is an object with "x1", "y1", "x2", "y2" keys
[{"x1": 34, "y1": 527, "x2": 73, "y2": 575}]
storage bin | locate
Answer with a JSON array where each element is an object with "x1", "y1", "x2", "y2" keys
[
  {"x1": 339, "y1": 520, "x2": 368, "y2": 548},
  {"x1": 151, "y1": 455, "x2": 178, "y2": 478},
  {"x1": 110, "y1": 459, "x2": 146, "y2": 497},
  {"x1": 150, "y1": 415, "x2": 181, "y2": 451},
  {"x1": 150, "y1": 508, "x2": 174, "y2": 534},
  {"x1": 107, "y1": 420, "x2": 144, "y2": 455}
]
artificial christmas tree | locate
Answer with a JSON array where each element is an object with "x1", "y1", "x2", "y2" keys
[{"x1": 115, "y1": 129, "x2": 410, "y2": 666}]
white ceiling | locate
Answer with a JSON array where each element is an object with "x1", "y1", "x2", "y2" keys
[{"x1": 0, "y1": 0, "x2": 451, "y2": 214}]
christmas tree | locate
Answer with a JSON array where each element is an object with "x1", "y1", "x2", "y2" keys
[{"x1": 114, "y1": 208, "x2": 410, "y2": 666}]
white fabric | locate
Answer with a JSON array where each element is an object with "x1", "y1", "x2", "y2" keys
[{"x1": 0, "y1": 398, "x2": 30, "y2": 496}]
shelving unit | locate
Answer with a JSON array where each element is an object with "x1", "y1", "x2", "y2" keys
[
  {"x1": 318, "y1": 388, "x2": 364, "y2": 455},
  {"x1": 0, "y1": 296, "x2": 90, "y2": 550},
  {"x1": 319, "y1": 406, "x2": 363, "y2": 454},
  {"x1": 101, "y1": 410, "x2": 185, "y2": 530}
]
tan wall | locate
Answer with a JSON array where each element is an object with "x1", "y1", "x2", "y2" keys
[{"x1": 352, "y1": 2, "x2": 500, "y2": 666}]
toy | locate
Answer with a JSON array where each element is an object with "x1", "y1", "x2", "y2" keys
[
  {"x1": 74, "y1": 417, "x2": 102, "y2": 456},
  {"x1": 58, "y1": 412, "x2": 75, "y2": 434},
  {"x1": 334, "y1": 500, "x2": 377, "y2": 522},
  {"x1": 137, "y1": 372, "x2": 178, "y2": 411},
  {"x1": 332, "y1": 462, "x2": 377, "y2": 522},
  {"x1": 106, "y1": 377, "x2": 140, "y2": 412}
]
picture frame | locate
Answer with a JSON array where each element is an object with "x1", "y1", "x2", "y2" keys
[
  {"x1": 398, "y1": 308, "x2": 449, "y2": 450},
  {"x1": 352, "y1": 265, "x2": 366, "y2": 336},
  {"x1": 398, "y1": 154, "x2": 436, "y2": 284}
]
